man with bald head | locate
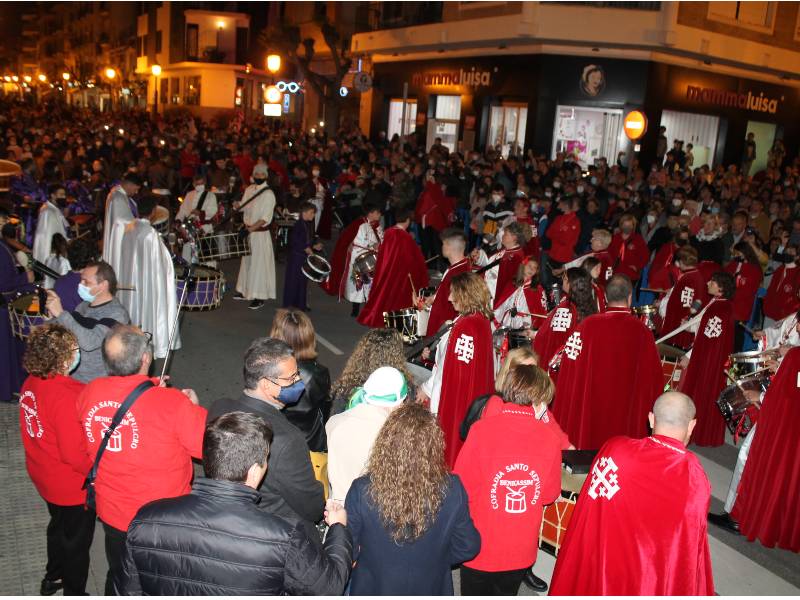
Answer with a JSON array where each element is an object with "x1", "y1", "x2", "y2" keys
[
  {"x1": 76, "y1": 324, "x2": 207, "y2": 594},
  {"x1": 550, "y1": 392, "x2": 715, "y2": 595}
]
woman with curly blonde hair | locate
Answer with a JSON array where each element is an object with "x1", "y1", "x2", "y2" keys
[
  {"x1": 419, "y1": 272, "x2": 494, "y2": 467},
  {"x1": 345, "y1": 403, "x2": 480, "y2": 595},
  {"x1": 329, "y1": 328, "x2": 412, "y2": 415},
  {"x1": 18, "y1": 323, "x2": 95, "y2": 596}
]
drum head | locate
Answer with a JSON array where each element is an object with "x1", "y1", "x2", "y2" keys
[{"x1": 302, "y1": 255, "x2": 331, "y2": 283}]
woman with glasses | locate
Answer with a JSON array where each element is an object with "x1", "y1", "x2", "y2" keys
[{"x1": 18, "y1": 323, "x2": 96, "y2": 596}]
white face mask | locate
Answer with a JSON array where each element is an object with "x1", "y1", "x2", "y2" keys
[
  {"x1": 672, "y1": 199, "x2": 682, "y2": 207},
  {"x1": 553, "y1": 181, "x2": 561, "y2": 189},
  {"x1": 647, "y1": 214, "x2": 656, "y2": 225},
  {"x1": 312, "y1": 169, "x2": 320, "y2": 177},
  {"x1": 577, "y1": 185, "x2": 585, "y2": 194},
  {"x1": 195, "y1": 184, "x2": 205, "y2": 192},
  {"x1": 491, "y1": 193, "x2": 503, "y2": 203}
]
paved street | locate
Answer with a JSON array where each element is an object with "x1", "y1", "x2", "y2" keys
[{"x1": 2, "y1": 247, "x2": 800, "y2": 595}]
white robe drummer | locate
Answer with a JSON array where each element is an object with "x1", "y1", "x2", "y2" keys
[
  {"x1": 344, "y1": 217, "x2": 383, "y2": 304},
  {"x1": 32, "y1": 198, "x2": 69, "y2": 264},
  {"x1": 234, "y1": 165, "x2": 276, "y2": 308},
  {"x1": 102, "y1": 177, "x2": 140, "y2": 274}
]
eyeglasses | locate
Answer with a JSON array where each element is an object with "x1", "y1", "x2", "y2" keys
[{"x1": 266, "y1": 370, "x2": 301, "y2": 385}]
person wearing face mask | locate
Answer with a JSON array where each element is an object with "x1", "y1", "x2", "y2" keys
[
  {"x1": 45, "y1": 260, "x2": 130, "y2": 383},
  {"x1": 18, "y1": 324, "x2": 95, "y2": 596},
  {"x1": 76, "y1": 324, "x2": 206, "y2": 595},
  {"x1": 176, "y1": 173, "x2": 218, "y2": 236},
  {"x1": 608, "y1": 214, "x2": 649, "y2": 284},
  {"x1": 209, "y1": 337, "x2": 325, "y2": 524},
  {"x1": 550, "y1": 392, "x2": 714, "y2": 595},
  {"x1": 32, "y1": 184, "x2": 70, "y2": 265},
  {"x1": 233, "y1": 163, "x2": 277, "y2": 309},
  {"x1": 723, "y1": 242, "x2": 763, "y2": 352},
  {"x1": 658, "y1": 247, "x2": 709, "y2": 350},
  {"x1": 480, "y1": 183, "x2": 513, "y2": 247}
]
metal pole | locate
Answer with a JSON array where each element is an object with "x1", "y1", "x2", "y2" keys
[{"x1": 400, "y1": 81, "x2": 408, "y2": 138}]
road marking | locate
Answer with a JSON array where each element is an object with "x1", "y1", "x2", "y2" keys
[{"x1": 316, "y1": 333, "x2": 343, "y2": 356}]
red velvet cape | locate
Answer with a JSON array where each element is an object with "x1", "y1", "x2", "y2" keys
[
  {"x1": 547, "y1": 212, "x2": 581, "y2": 264},
  {"x1": 593, "y1": 249, "x2": 615, "y2": 284},
  {"x1": 490, "y1": 247, "x2": 525, "y2": 309},
  {"x1": 697, "y1": 260, "x2": 721, "y2": 283},
  {"x1": 414, "y1": 182, "x2": 455, "y2": 232},
  {"x1": 438, "y1": 313, "x2": 494, "y2": 468},
  {"x1": 608, "y1": 232, "x2": 649, "y2": 281},
  {"x1": 549, "y1": 435, "x2": 715, "y2": 596},
  {"x1": 426, "y1": 258, "x2": 472, "y2": 336},
  {"x1": 533, "y1": 299, "x2": 578, "y2": 373},
  {"x1": 732, "y1": 346, "x2": 800, "y2": 552},
  {"x1": 552, "y1": 308, "x2": 663, "y2": 450},
  {"x1": 679, "y1": 298, "x2": 734, "y2": 447},
  {"x1": 763, "y1": 263, "x2": 800, "y2": 320},
  {"x1": 321, "y1": 218, "x2": 363, "y2": 297},
  {"x1": 357, "y1": 226, "x2": 429, "y2": 327},
  {"x1": 648, "y1": 242, "x2": 680, "y2": 290},
  {"x1": 660, "y1": 269, "x2": 709, "y2": 349},
  {"x1": 523, "y1": 284, "x2": 549, "y2": 329},
  {"x1": 724, "y1": 261, "x2": 763, "y2": 321}
]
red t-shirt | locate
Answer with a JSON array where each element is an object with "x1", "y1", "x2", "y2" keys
[
  {"x1": 77, "y1": 374, "x2": 207, "y2": 531},
  {"x1": 19, "y1": 374, "x2": 91, "y2": 506},
  {"x1": 454, "y1": 396, "x2": 562, "y2": 571}
]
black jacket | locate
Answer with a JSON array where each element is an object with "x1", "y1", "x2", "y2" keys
[
  {"x1": 283, "y1": 359, "x2": 330, "y2": 452},
  {"x1": 208, "y1": 394, "x2": 325, "y2": 524},
  {"x1": 121, "y1": 478, "x2": 352, "y2": 596}
]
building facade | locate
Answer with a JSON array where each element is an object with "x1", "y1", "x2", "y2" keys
[{"x1": 351, "y1": 1, "x2": 800, "y2": 168}]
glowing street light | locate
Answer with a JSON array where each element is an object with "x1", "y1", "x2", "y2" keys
[
  {"x1": 264, "y1": 85, "x2": 281, "y2": 104},
  {"x1": 37, "y1": 74, "x2": 47, "y2": 83},
  {"x1": 23, "y1": 75, "x2": 31, "y2": 83},
  {"x1": 11, "y1": 75, "x2": 18, "y2": 82},
  {"x1": 62, "y1": 72, "x2": 70, "y2": 81},
  {"x1": 267, "y1": 54, "x2": 281, "y2": 74},
  {"x1": 151, "y1": 64, "x2": 162, "y2": 117},
  {"x1": 151, "y1": 64, "x2": 162, "y2": 77},
  {"x1": 104, "y1": 68, "x2": 116, "y2": 80}
]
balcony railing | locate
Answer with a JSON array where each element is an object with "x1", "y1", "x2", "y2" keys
[
  {"x1": 356, "y1": 2, "x2": 444, "y2": 31},
  {"x1": 547, "y1": 1, "x2": 661, "y2": 10}
]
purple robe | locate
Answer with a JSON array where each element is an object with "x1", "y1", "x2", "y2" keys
[
  {"x1": 53, "y1": 271, "x2": 82, "y2": 313},
  {"x1": 1, "y1": 241, "x2": 30, "y2": 402},
  {"x1": 282, "y1": 219, "x2": 314, "y2": 310}
]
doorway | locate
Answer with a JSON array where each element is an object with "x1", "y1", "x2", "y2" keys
[
  {"x1": 488, "y1": 104, "x2": 529, "y2": 157},
  {"x1": 427, "y1": 95, "x2": 462, "y2": 152},
  {"x1": 659, "y1": 109, "x2": 720, "y2": 168},
  {"x1": 744, "y1": 120, "x2": 777, "y2": 174},
  {"x1": 387, "y1": 98, "x2": 418, "y2": 140}
]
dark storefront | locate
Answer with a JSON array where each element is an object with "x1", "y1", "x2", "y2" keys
[{"x1": 370, "y1": 54, "x2": 799, "y2": 170}]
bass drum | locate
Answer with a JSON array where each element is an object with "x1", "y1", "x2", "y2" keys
[
  {"x1": 174, "y1": 265, "x2": 225, "y2": 311},
  {"x1": 716, "y1": 375, "x2": 768, "y2": 440}
]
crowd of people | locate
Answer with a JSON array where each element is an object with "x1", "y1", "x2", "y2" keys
[{"x1": 2, "y1": 96, "x2": 800, "y2": 596}]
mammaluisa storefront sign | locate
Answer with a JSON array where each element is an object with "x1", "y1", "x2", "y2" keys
[
  {"x1": 685, "y1": 85, "x2": 782, "y2": 114},
  {"x1": 411, "y1": 67, "x2": 493, "y2": 89}
]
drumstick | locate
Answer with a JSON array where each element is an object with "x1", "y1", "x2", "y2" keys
[
  {"x1": 408, "y1": 274, "x2": 417, "y2": 304},
  {"x1": 425, "y1": 255, "x2": 440, "y2": 264},
  {"x1": 655, "y1": 312, "x2": 703, "y2": 345},
  {"x1": 641, "y1": 287, "x2": 667, "y2": 294}
]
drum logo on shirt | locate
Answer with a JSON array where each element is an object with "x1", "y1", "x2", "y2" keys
[
  {"x1": 490, "y1": 463, "x2": 542, "y2": 514},
  {"x1": 588, "y1": 456, "x2": 621, "y2": 501},
  {"x1": 19, "y1": 391, "x2": 44, "y2": 439},
  {"x1": 84, "y1": 401, "x2": 140, "y2": 451}
]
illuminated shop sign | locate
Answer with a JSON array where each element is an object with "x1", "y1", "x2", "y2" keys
[
  {"x1": 685, "y1": 85, "x2": 783, "y2": 115},
  {"x1": 411, "y1": 67, "x2": 493, "y2": 89}
]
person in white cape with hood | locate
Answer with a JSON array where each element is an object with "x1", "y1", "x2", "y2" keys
[
  {"x1": 32, "y1": 184, "x2": 70, "y2": 264},
  {"x1": 102, "y1": 172, "x2": 142, "y2": 275},
  {"x1": 116, "y1": 193, "x2": 180, "y2": 359}
]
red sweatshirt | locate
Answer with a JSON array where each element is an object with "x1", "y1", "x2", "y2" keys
[
  {"x1": 454, "y1": 396, "x2": 562, "y2": 571},
  {"x1": 77, "y1": 374, "x2": 207, "y2": 531},
  {"x1": 19, "y1": 375, "x2": 91, "y2": 506},
  {"x1": 548, "y1": 212, "x2": 581, "y2": 264}
]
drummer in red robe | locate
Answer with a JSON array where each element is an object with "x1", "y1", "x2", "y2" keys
[
  {"x1": 418, "y1": 272, "x2": 494, "y2": 468},
  {"x1": 500, "y1": 197, "x2": 540, "y2": 258},
  {"x1": 724, "y1": 242, "x2": 763, "y2": 351},
  {"x1": 582, "y1": 256, "x2": 607, "y2": 313},
  {"x1": 552, "y1": 274, "x2": 663, "y2": 449},
  {"x1": 415, "y1": 172, "x2": 455, "y2": 261},
  {"x1": 321, "y1": 207, "x2": 369, "y2": 297},
  {"x1": 608, "y1": 214, "x2": 649, "y2": 283},
  {"x1": 762, "y1": 243, "x2": 800, "y2": 326},
  {"x1": 678, "y1": 271, "x2": 736, "y2": 447},
  {"x1": 549, "y1": 391, "x2": 715, "y2": 596},
  {"x1": 659, "y1": 247, "x2": 709, "y2": 350},
  {"x1": 726, "y1": 345, "x2": 800, "y2": 552},
  {"x1": 494, "y1": 257, "x2": 549, "y2": 333},
  {"x1": 533, "y1": 268, "x2": 598, "y2": 377},
  {"x1": 558, "y1": 228, "x2": 614, "y2": 285},
  {"x1": 419, "y1": 228, "x2": 472, "y2": 336},
  {"x1": 648, "y1": 226, "x2": 689, "y2": 291},
  {"x1": 471, "y1": 221, "x2": 528, "y2": 309},
  {"x1": 357, "y1": 207, "x2": 429, "y2": 328}
]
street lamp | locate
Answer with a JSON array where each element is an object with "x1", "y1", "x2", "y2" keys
[
  {"x1": 266, "y1": 54, "x2": 281, "y2": 74},
  {"x1": 264, "y1": 85, "x2": 281, "y2": 104},
  {"x1": 62, "y1": 72, "x2": 70, "y2": 82},
  {"x1": 37, "y1": 74, "x2": 47, "y2": 83},
  {"x1": 104, "y1": 68, "x2": 117, "y2": 112},
  {"x1": 23, "y1": 75, "x2": 31, "y2": 83},
  {"x1": 151, "y1": 64, "x2": 161, "y2": 117}
]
